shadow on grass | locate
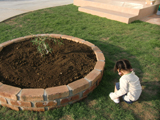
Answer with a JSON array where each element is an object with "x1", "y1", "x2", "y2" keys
[
  {"x1": 84, "y1": 39, "x2": 142, "y2": 99},
  {"x1": 80, "y1": 39, "x2": 160, "y2": 119},
  {"x1": 81, "y1": 39, "x2": 158, "y2": 117},
  {"x1": 139, "y1": 81, "x2": 160, "y2": 102}
]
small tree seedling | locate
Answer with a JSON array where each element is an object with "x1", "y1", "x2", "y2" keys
[{"x1": 32, "y1": 36, "x2": 63, "y2": 57}]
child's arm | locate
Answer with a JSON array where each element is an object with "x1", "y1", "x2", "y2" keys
[{"x1": 110, "y1": 78, "x2": 128, "y2": 99}]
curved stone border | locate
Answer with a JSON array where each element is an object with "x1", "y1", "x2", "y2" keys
[{"x1": 0, "y1": 34, "x2": 105, "y2": 111}]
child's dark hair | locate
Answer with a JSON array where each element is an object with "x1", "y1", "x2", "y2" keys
[{"x1": 114, "y1": 59, "x2": 132, "y2": 72}]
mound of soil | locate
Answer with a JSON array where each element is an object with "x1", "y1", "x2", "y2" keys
[{"x1": 0, "y1": 38, "x2": 97, "y2": 88}]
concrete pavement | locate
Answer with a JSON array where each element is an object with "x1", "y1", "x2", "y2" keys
[{"x1": 0, "y1": 0, "x2": 73, "y2": 22}]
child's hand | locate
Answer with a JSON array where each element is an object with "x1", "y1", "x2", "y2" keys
[
  {"x1": 109, "y1": 92, "x2": 120, "y2": 103},
  {"x1": 109, "y1": 92, "x2": 115, "y2": 100}
]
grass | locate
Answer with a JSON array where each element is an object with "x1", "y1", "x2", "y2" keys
[{"x1": 0, "y1": 4, "x2": 160, "y2": 120}]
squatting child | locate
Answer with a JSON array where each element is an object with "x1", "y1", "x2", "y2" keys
[{"x1": 109, "y1": 59, "x2": 142, "y2": 104}]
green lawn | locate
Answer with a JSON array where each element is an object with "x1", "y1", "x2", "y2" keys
[{"x1": 0, "y1": 4, "x2": 160, "y2": 120}]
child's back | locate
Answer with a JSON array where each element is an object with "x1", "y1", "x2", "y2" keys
[{"x1": 120, "y1": 71, "x2": 142, "y2": 101}]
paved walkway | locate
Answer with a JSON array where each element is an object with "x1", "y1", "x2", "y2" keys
[
  {"x1": 0, "y1": 0, "x2": 73, "y2": 22},
  {"x1": 140, "y1": 14, "x2": 160, "y2": 25}
]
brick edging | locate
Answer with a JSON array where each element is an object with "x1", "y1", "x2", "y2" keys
[{"x1": 0, "y1": 34, "x2": 105, "y2": 111}]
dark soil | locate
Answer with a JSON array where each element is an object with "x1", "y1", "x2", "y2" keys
[{"x1": 0, "y1": 38, "x2": 97, "y2": 88}]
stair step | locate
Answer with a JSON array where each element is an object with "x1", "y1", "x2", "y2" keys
[
  {"x1": 82, "y1": 0, "x2": 140, "y2": 15},
  {"x1": 79, "y1": 6, "x2": 138, "y2": 24},
  {"x1": 86, "y1": 0, "x2": 145, "y2": 8}
]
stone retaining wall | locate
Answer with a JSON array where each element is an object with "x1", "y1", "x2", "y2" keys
[{"x1": 0, "y1": 34, "x2": 105, "y2": 111}]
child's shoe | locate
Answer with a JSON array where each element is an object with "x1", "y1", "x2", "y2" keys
[{"x1": 112, "y1": 98, "x2": 120, "y2": 103}]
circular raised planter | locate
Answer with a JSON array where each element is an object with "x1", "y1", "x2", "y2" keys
[{"x1": 0, "y1": 34, "x2": 105, "y2": 111}]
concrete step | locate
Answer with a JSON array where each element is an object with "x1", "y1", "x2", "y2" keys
[
  {"x1": 79, "y1": 6, "x2": 138, "y2": 24},
  {"x1": 75, "y1": 0, "x2": 141, "y2": 15}
]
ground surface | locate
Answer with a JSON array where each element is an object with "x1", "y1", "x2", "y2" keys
[
  {"x1": 0, "y1": 38, "x2": 96, "y2": 88},
  {"x1": 0, "y1": 4, "x2": 159, "y2": 120},
  {"x1": 0, "y1": 0, "x2": 73, "y2": 22}
]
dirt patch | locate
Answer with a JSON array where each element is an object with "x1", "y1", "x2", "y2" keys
[
  {"x1": 5, "y1": 19, "x2": 17, "y2": 25},
  {"x1": 101, "y1": 37, "x2": 110, "y2": 41},
  {"x1": 84, "y1": 98, "x2": 97, "y2": 107},
  {"x1": 155, "y1": 47, "x2": 160, "y2": 51},
  {"x1": 120, "y1": 101, "x2": 159, "y2": 120},
  {"x1": 60, "y1": 115, "x2": 74, "y2": 120},
  {"x1": 0, "y1": 38, "x2": 96, "y2": 88},
  {"x1": 120, "y1": 102, "x2": 143, "y2": 119}
]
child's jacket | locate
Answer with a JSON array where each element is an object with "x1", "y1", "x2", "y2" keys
[{"x1": 111, "y1": 72, "x2": 142, "y2": 101}]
